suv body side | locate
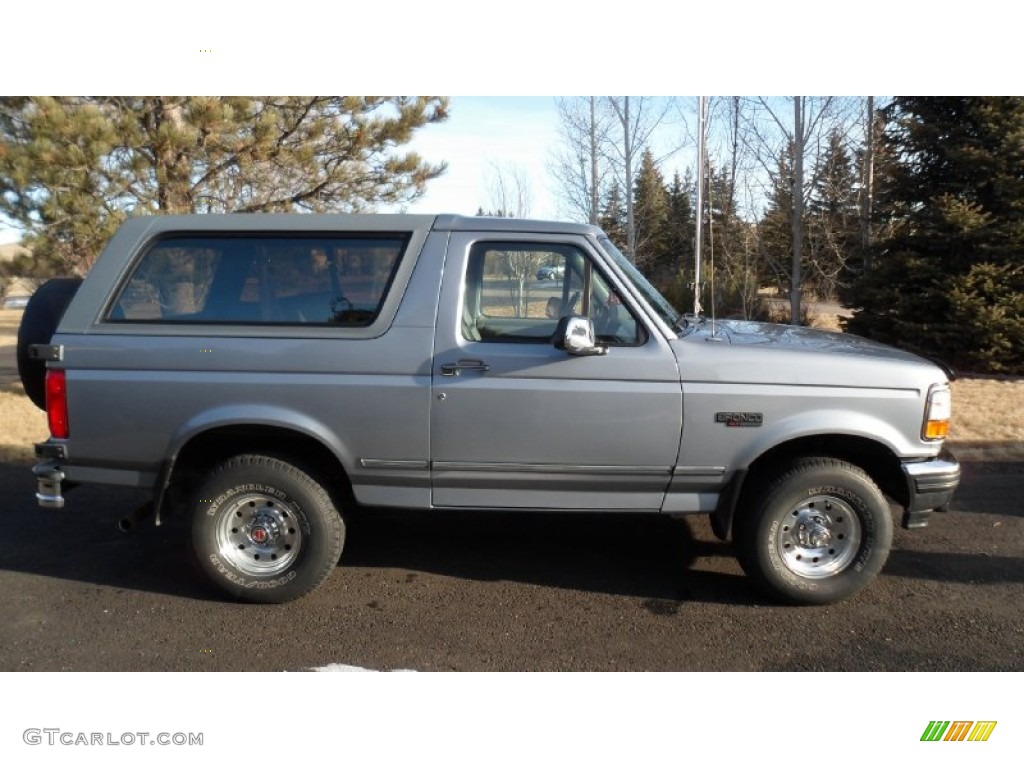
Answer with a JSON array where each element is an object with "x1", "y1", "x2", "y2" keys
[{"x1": 27, "y1": 212, "x2": 960, "y2": 604}]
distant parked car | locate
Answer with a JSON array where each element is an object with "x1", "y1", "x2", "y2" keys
[
  {"x1": 2, "y1": 295, "x2": 30, "y2": 309},
  {"x1": 536, "y1": 264, "x2": 565, "y2": 281}
]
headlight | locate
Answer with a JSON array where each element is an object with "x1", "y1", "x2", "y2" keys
[{"x1": 922, "y1": 384, "x2": 951, "y2": 441}]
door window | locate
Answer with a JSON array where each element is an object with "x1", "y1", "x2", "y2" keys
[{"x1": 461, "y1": 241, "x2": 642, "y2": 345}]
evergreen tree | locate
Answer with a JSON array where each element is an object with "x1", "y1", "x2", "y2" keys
[
  {"x1": 706, "y1": 163, "x2": 760, "y2": 318},
  {"x1": 0, "y1": 97, "x2": 449, "y2": 274},
  {"x1": 664, "y1": 170, "x2": 694, "y2": 277},
  {"x1": 806, "y1": 130, "x2": 859, "y2": 300},
  {"x1": 758, "y1": 144, "x2": 796, "y2": 295},
  {"x1": 843, "y1": 97, "x2": 1024, "y2": 374},
  {"x1": 598, "y1": 185, "x2": 627, "y2": 249},
  {"x1": 631, "y1": 148, "x2": 669, "y2": 271}
]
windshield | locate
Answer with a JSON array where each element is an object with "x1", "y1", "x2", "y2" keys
[{"x1": 597, "y1": 237, "x2": 681, "y2": 329}]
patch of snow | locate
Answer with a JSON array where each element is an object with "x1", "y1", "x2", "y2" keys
[{"x1": 309, "y1": 663, "x2": 418, "y2": 672}]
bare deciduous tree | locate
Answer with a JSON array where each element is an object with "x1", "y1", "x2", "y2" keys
[
  {"x1": 484, "y1": 160, "x2": 533, "y2": 219},
  {"x1": 481, "y1": 162, "x2": 540, "y2": 316},
  {"x1": 740, "y1": 96, "x2": 858, "y2": 322},
  {"x1": 605, "y1": 96, "x2": 676, "y2": 263},
  {"x1": 550, "y1": 97, "x2": 608, "y2": 225}
]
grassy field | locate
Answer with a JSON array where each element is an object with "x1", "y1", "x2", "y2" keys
[
  {"x1": 0, "y1": 307, "x2": 1021, "y2": 464},
  {"x1": 0, "y1": 309, "x2": 48, "y2": 462}
]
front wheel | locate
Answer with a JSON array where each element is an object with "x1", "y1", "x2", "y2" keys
[
  {"x1": 191, "y1": 454, "x2": 345, "y2": 604},
  {"x1": 735, "y1": 458, "x2": 893, "y2": 605}
]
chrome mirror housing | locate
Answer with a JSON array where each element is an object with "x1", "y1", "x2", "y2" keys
[{"x1": 554, "y1": 315, "x2": 608, "y2": 356}]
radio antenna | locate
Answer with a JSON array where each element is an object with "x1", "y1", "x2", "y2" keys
[{"x1": 693, "y1": 96, "x2": 708, "y2": 317}]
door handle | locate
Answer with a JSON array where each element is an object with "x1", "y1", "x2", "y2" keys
[{"x1": 440, "y1": 359, "x2": 491, "y2": 376}]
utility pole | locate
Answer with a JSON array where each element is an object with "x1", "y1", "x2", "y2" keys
[
  {"x1": 623, "y1": 96, "x2": 635, "y2": 262},
  {"x1": 790, "y1": 97, "x2": 804, "y2": 326},
  {"x1": 589, "y1": 97, "x2": 599, "y2": 225}
]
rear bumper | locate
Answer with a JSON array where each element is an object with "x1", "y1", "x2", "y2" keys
[
  {"x1": 901, "y1": 449, "x2": 960, "y2": 528},
  {"x1": 32, "y1": 455, "x2": 157, "y2": 510}
]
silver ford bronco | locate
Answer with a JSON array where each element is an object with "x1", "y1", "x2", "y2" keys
[{"x1": 18, "y1": 214, "x2": 960, "y2": 604}]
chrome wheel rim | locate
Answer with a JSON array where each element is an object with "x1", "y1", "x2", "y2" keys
[
  {"x1": 777, "y1": 495, "x2": 861, "y2": 579},
  {"x1": 215, "y1": 494, "x2": 302, "y2": 576}
]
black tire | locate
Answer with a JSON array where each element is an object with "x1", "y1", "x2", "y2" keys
[
  {"x1": 191, "y1": 454, "x2": 345, "y2": 604},
  {"x1": 734, "y1": 458, "x2": 893, "y2": 605},
  {"x1": 16, "y1": 278, "x2": 83, "y2": 410}
]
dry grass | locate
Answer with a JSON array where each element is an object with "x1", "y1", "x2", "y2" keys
[
  {"x1": 0, "y1": 308, "x2": 1020, "y2": 464},
  {"x1": 0, "y1": 310, "x2": 47, "y2": 463},
  {"x1": 948, "y1": 377, "x2": 1024, "y2": 459},
  {"x1": 0, "y1": 390, "x2": 47, "y2": 463},
  {"x1": 0, "y1": 307, "x2": 21, "y2": 335},
  {"x1": 808, "y1": 312, "x2": 844, "y2": 332}
]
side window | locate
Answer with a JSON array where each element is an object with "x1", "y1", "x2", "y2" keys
[
  {"x1": 461, "y1": 241, "x2": 642, "y2": 345},
  {"x1": 109, "y1": 235, "x2": 407, "y2": 326}
]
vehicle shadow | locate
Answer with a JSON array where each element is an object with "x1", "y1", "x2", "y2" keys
[
  {"x1": 3, "y1": 457, "x2": 1021, "y2": 607},
  {"x1": 0, "y1": 461, "x2": 754, "y2": 606},
  {"x1": 0, "y1": 462, "x2": 215, "y2": 601},
  {"x1": 342, "y1": 507, "x2": 756, "y2": 608},
  {"x1": 885, "y1": 548, "x2": 1024, "y2": 585}
]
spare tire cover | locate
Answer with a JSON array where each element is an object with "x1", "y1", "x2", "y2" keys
[{"x1": 16, "y1": 278, "x2": 83, "y2": 411}]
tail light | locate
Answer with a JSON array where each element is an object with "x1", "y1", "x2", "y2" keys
[{"x1": 45, "y1": 369, "x2": 69, "y2": 439}]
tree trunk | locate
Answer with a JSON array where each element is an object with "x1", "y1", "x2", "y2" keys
[{"x1": 860, "y1": 95, "x2": 875, "y2": 269}]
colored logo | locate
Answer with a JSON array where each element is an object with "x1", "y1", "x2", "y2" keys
[{"x1": 921, "y1": 721, "x2": 997, "y2": 742}]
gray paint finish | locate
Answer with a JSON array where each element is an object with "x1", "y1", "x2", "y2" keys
[
  {"x1": 41, "y1": 213, "x2": 955, "y2": 520},
  {"x1": 428, "y1": 231, "x2": 682, "y2": 509}
]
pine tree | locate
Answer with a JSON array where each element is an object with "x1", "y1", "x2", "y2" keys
[
  {"x1": 843, "y1": 97, "x2": 1024, "y2": 374},
  {"x1": 706, "y1": 164, "x2": 760, "y2": 318},
  {"x1": 664, "y1": 171, "x2": 694, "y2": 276},
  {"x1": 0, "y1": 97, "x2": 449, "y2": 274},
  {"x1": 806, "y1": 130, "x2": 859, "y2": 300},
  {"x1": 758, "y1": 144, "x2": 796, "y2": 295},
  {"x1": 631, "y1": 148, "x2": 669, "y2": 272},
  {"x1": 598, "y1": 185, "x2": 627, "y2": 249}
]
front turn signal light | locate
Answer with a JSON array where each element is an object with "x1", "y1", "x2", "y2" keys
[{"x1": 922, "y1": 385, "x2": 951, "y2": 441}]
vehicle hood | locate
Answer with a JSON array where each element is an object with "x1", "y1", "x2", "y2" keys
[{"x1": 671, "y1": 318, "x2": 947, "y2": 389}]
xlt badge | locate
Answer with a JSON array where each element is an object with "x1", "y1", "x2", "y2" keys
[{"x1": 716, "y1": 412, "x2": 764, "y2": 427}]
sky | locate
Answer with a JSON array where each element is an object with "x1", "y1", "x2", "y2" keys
[
  {"x1": 399, "y1": 97, "x2": 692, "y2": 221},
  {"x1": 395, "y1": 96, "x2": 568, "y2": 219}
]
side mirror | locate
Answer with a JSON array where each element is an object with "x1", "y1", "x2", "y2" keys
[{"x1": 554, "y1": 315, "x2": 608, "y2": 357}]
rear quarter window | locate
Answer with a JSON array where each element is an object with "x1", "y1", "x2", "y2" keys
[{"x1": 108, "y1": 234, "x2": 408, "y2": 326}]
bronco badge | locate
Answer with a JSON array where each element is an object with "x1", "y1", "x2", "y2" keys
[{"x1": 716, "y1": 412, "x2": 764, "y2": 427}]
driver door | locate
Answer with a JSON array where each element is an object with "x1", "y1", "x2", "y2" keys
[{"x1": 429, "y1": 232, "x2": 683, "y2": 510}]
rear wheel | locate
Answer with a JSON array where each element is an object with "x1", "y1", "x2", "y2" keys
[
  {"x1": 735, "y1": 458, "x2": 893, "y2": 605},
  {"x1": 191, "y1": 454, "x2": 345, "y2": 604}
]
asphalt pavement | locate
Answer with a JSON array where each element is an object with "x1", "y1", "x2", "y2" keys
[{"x1": 0, "y1": 458, "x2": 1020, "y2": 671}]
